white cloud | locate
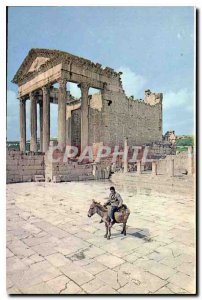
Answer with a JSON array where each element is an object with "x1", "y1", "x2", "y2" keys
[
  {"x1": 163, "y1": 88, "x2": 195, "y2": 135},
  {"x1": 177, "y1": 33, "x2": 182, "y2": 40},
  {"x1": 164, "y1": 88, "x2": 194, "y2": 112},
  {"x1": 117, "y1": 66, "x2": 147, "y2": 98}
]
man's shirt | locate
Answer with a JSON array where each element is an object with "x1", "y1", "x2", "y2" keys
[{"x1": 106, "y1": 192, "x2": 123, "y2": 207}]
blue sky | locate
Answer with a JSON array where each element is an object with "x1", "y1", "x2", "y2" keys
[{"x1": 7, "y1": 6, "x2": 195, "y2": 140}]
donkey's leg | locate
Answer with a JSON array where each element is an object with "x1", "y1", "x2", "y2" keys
[
  {"x1": 104, "y1": 222, "x2": 108, "y2": 238},
  {"x1": 123, "y1": 222, "x2": 127, "y2": 236},
  {"x1": 121, "y1": 223, "x2": 124, "y2": 234},
  {"x1": 107, "y1": 225, "x2": 111, "y2": 240}
]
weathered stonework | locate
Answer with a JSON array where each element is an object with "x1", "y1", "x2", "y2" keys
[
  {"x1": 88, "y1": 91, "x2": 162, "y2": 147},
  {"x1": 6, "y1": 150, "x2": 45, "y2": 183},
  {"x1": 12, "y1": 48, "x2": 164, "y2": 153},
  {"x1": 156, "y1": 148, "x2": 195, "y2": 176},
  {"x1": 44, "y1": 143, "x2": 110, "y2": 182},
  {"x1": 10, "y1": 48, "x2": 179, "y2": 183},
  {"x1": 163, "y1": 130, "x2": 176, "y2": 145}
]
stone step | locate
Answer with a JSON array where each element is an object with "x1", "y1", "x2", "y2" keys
[
  {"x1": 34, "y1": 175, "x2": 45, "y2": 182},
  {"x1": 52, "y1": 175, "x2": 61, "y2": 183}
]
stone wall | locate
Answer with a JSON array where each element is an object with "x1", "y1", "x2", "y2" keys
[
  {"x1": 7, "y1": 150, "x2": 45, "y2": 183},
  {"x1": 87, "y1": 90, "x2": 163, "y2": 148},
  {"x1": 44, "y1": 145, "x2": 110, "y2": 182},
  {"x1": 146, "y1": 142, "x2": 176, "y2": 159},
  {"x1": 71, "y1": 109, "x2": 81, "y2": 148},
  {"x1": 45, "y1": 159, "x2": 95, "y2": 182},
  {"x1": 156, "y1": 150, "x2": 194, "y2": 176},
  {"x1": 89, "y1": 94, "x2": 104, "y2": 145}
]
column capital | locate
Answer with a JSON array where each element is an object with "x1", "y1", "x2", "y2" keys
[
  {"x1": 19, "y1": 97, "x2": 26, "y2": 103},
  {"x1": 29, "y1": 91, "x2": 37, "y2": 100},
  {"x1": 18, "y1": 95, "x2": 27, "y2": 102},
  {"x1": 42, "y1": 84, "x2": 51, "y2": 95},
  {"x1": 78, "y1": 82, "x2": 90, "y2": 91}
]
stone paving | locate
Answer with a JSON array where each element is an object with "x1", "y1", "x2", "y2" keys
[{"x1": 6, "y1": 179, "x2": 196, "y2": 294}]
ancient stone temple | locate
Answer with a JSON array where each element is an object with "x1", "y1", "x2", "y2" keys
[{"x1": 12, "y1": 48, "x2": 163, "y2": 153}]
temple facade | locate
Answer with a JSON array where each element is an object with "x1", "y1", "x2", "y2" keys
[{"x1": 12, "y1": 48, "x2": 163, "y2": 153}]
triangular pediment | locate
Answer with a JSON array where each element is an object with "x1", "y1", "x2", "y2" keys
[
  {"x1": 12, "y1": 48, "x2": 61, "y2": 84},
  {"x1": 12, "y1": 48, "x2": 113, "y2": 85},
  {"x1": 28, "y1": 57, "x2": 50, "y2": 73}
]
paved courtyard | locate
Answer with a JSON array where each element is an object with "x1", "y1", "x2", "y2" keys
[{"x1": 6, "y1": 179, "x2": 196, "y2": 294}]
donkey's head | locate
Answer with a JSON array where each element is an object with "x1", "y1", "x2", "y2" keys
[{"x1": 88, "y1": 200, "x2": 99, "y2": 218}]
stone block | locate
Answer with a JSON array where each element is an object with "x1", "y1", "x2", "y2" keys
[
  {"x1": 78, "y1": 175, "x2": 94, "y2": 181},
  {"x1": 45, "y1": 253, "x2": 70, "y2": 267},
  {"x1": 60, "y1": 280, "x2": 82, "y2": 294},
  {"x1": 7, "y1": 164, "x2": 19, "y2": 171},
  {"x1": 95, "y1": 253, "x2": 124, "y2": 269},
  {"x1": 82, "y1": 278, "x2": 106, "y2": 293},
  {"x1": 22, "y1": 175, "x2": 32, "y2": 182},
  {"x1": 168, "y1": 272, "x2": 196, "y2": 294},
  {"x1": 96, "y1": 269, "x2": 127, "y2": 290},
  {"x1": 34, "y1": 175, "x2": 45, "y2": 182},
  {"x1": 7, "y1": 256, "x2": 28, "y2": 274},
  {"x1": 82, "y1": 261, "x2": 107, "y2": 275},
  {"x1": 46, "y1": 275, "x2": 70, "y2": 293},
  {"x1": 14, "y1": 175, "x2": 23, "y2": 182},
  {"x1": 7, "y1": 160, "x2": 18, "y2": 166},
  {"x1": 53, "y1": 176, "x2": 61, "y2": 183},
  {"x1": 35, "y1": 170, "x2": 45, "y2": 175},
  {"x1": 118, "y1": 282, "x2": 149, "y2": 294},
  {"x1": 21, "y1": 282, "x2": 55, "y2": 294},
  {"x1": 59, "y1": 264, "x2": 94, "y2": 286}
]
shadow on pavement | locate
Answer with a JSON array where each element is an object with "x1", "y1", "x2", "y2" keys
[{"x1": 110, "y1": 227, "x2": 152, "y2": 241}]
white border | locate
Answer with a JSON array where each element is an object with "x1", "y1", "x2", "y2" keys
[{"x1": 1, "y1": 1, "x2": 200, "y2": 299}]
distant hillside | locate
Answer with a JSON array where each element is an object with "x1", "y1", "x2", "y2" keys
[
  {"x1": 176, "y1": 135, "x2": 194, "y2": 146},
  {"x1": 6, "y1": 138, "x2": 58, "y2": 151},
  {"x1": 176, "y1": 135, "x2": 194, "y2": 153}
]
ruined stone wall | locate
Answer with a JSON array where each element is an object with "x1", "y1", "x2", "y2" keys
[
  {"x1": 88, "y1": 91, "x2": 162, "y2": 147},
  {"x1": 156, "y1": 151, "x2": 192, "y2": 175},
  {"x1": 7, "y1": 150, "x2": 45, "y2": 183},
  {"x1": 71, "y1": 109, "x2": 81, "y2": 147},
  {"x1": 89, "y1": 93, "x2": 104, "y2": 145},
  {"x1": 44, "y1": 144, "x2": 110, "y2": 182},
  {"x1": 45, "y1": 159, "x2": 95, "y2": 182},
  {"x1": 147, "y1": 142, "x2": 176, "y2": 159}
]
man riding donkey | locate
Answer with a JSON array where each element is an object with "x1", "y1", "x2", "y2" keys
[
  {"x1": 100, "y1": 186, "x2": 123, "y2": 224},
  {"x1": 88, "y1": 186, "x2": 130, "y2": 239}
]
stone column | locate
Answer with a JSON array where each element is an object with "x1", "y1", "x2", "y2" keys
[
  {"x1": 188, "y1": 146, "x2": 193, "y2": 175},
  {"x1": 19, "y1": 97, "x2": 26, "y2": 152},
  {"x1": 78, "y1": 83, "x2": 89, "y2": 152},
  {"x1": 168, "y1": 158, "x2": 174, "y2": 177},
  {"x1": 137, "y1": 160, "x2": 141, "y2": 174},
  {"x1": 152, "y1": 161, "x2": 157, "y2": 175},
  {"x1": 42, "y1": 85, "x2": 50, "y2": 152},
  {"x1": 123, "y1": 137, "x2": 128, "y2": 173},
  {"x1": 66, "y1": 107, "x2": 71, "y2": 145},
  {"x1": 58, "y1": 79, "x2": 67, "y2": 150},
  {"x1": 39, "y1": 101, "x2": 43, "y2": 152},
  {"x1": 30, "y1": 92, "x2": 37, "y2": 152}
]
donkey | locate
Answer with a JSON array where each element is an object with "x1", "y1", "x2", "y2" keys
[{"x1": 87, "y1": 200, "x2": 130, "y2": 240}]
